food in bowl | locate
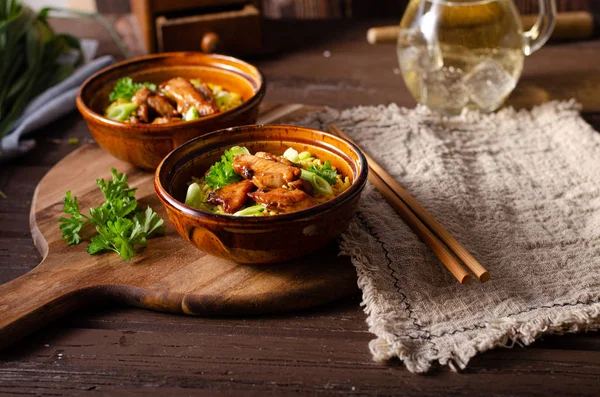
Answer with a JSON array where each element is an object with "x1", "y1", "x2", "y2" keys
[
  {"x1": 184, "y1": 146, "x2": 352, "y2": 216},
  {"x1": 105, "y1": 76, "x2": 243, "y2": 124},
  {"x1": 154, "y1": 124, "x2": 368, "y2": 264},
  {"x1": 76, "y1": 52, "x2": 265, "y2": 170}
]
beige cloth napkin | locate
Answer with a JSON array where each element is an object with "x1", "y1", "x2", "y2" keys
[{"x1": 299, "y1": 101, "x2": 600, "y2": 373}]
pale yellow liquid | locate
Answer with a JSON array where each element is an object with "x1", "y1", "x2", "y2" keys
[{"x1": 397, "y1": 0, "x2": 525, "y2": 114}]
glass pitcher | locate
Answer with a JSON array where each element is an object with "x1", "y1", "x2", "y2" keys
[{"x1": 397, "y1": 0, "x2": 556, "y2": 114}]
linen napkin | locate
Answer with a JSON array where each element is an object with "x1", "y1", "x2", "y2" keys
[
  {"x1": 299, "y1": 101, "x2": 600, "y2": 373},
  {"x1": 0, "y1": 54, "x2": 115, "y2": 162}
]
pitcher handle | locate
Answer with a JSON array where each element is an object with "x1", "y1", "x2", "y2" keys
[{"x1": 523, "y1": 0, "x2": 557, "y2": 55}]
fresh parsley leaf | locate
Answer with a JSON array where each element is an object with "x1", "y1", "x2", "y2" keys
[
  {"x1": 59, "y1": 169, "x2": 165, "y2": 261},
  {"x1": 307, "y1": 160, "x2": 338, "y2": 186},
  {"x1": 88, "y1": 218, "x2": 137, "y2": 260},
  {"x1": 108, "y1": 77, "x2": 157, "y2": 102},
  {"x1": 58, "y1": 190, "x2": 89, "y2": 245},
  {"x1": 134, "y1": 206, "x2": 166, "y2": 238},
  {"x1": 205, "y1": 147, "x2": 249, "y2": 189},
  {"x1": 97, "y1": 168, "x2": 137, "y2": 202}
]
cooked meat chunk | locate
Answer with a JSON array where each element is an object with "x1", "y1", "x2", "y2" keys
[
  {"x1": 232, "y1": 154, "x2": 301, "y2": 189},
  {"x1": 160, "y1": 77, "x2": 218, "y2": 116},
  {"x1": 137, "y1": 103, "x2": 149, "y2": 123},
  {"x1": 152, "y1": 116, "x2": 180, "y2": 124},
  {"x1": 129, "y1": 115, "x2": 140, "y2": 124},
  {"x1": 147, "y1": 94, "x2": 177, "y2": 117},
  {"x1": 131, "y1": 86, "x2": 153, "y2": 105},
  {"x1": 287, "y1": 179, "x2": 314, "y2": 196},
  {"x1": 207, "y1": 180, "x2": 255, "y2": 214},
  {"x1": 195, "y1": 82, "x2": 218, "y2": 109},
  {"x1": 255, "y1": 151, "x2": 296, "y2": 166},
  {"x1": 248, "y1": 188, "x2": 317, "y2": 214}
]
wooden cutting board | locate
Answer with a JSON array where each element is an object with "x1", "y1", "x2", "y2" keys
[{"x1": 0, "y1": 104, "x2": 359, "y2": 350}]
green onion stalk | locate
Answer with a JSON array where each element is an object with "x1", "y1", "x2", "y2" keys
[{"x1": 0, "y1": 1, "x2": 131, "y2": 138}]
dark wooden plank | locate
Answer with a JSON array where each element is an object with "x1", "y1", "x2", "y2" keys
[{"x1": 0, "y1": 307, "x2": 599, "y2": 396}]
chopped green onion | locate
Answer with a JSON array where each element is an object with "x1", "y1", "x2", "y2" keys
[
  {"x1": 185, "y1": 182, "x2": 205, "y2": 209},
  {"x1": 105, "y1": 102, "x2": 138, "y2": 121},
  {"x1": 283, "y1": 147, "x2": 299, "y2": 162},
  {"x1": 300, "y1": 169, "x2": 333, "y2": 195},
  {"x1": 229, "y1": 146, "x2": 250, "y2": 157},
  {"x1": 233, "y1": 205, "x2": 265, "y2": 216},
  {"x1": 184, "y1": 106, "x2": 199, "y2": 121},
  {"x1": 298, "y1": 151, "x2": 312, "y2": 160}
]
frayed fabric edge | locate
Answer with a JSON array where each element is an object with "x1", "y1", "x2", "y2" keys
[
  {"x1": 339, "y1": 225, "x2": 600, "y2": 373},
  {"x1": 324, "y1": 99, "x2": 597, "y2": 373}
]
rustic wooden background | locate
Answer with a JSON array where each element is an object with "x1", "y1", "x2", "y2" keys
[{"x1": 97, "y1": 0, "x2": 600, "y2": 17}]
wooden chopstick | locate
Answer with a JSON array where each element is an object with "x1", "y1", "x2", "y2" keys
[
  {"x1": 328, "y1": 124, "x2": 489, "y2": 284},
  {"x1": 369, "y1": 171, "x2": 472, "y2": 285}
]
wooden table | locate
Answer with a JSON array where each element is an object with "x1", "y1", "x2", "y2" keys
[{"x1": 1, "y1": 17, "x2": 600, "y2": 396}]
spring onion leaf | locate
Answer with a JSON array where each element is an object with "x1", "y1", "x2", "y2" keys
[
  {"x1": 205, "y1": 146, "x2": 250, "y2": 189},
  {"x1": 184, "y1": 106, "x2": 199, "y2": 121},
  {"x1": 233, "y1": 205, "x2": 265, "y2": 217},
  {"x1": 105, "y1": 102, "x2": 138, "y2": 121},
  {"x1": 58, "y1": 168, "x2": 165, "y2": 260},
  {"x1": 307, "y1": 160, "x2": 338, "y2": 186},
  {"x1": 0, "y1": 2, "x2": 82, "y2": 138},
  {"x1": 282, "y1": 147, "x2": 299, "y2": 163},
  {"x1": 185, "y1": 182, "x2": 205, "y2": 208},
  {"x1": 108, "y1": 77, "x2": 156, "y2": 102},
  {"x1": 298, "y1": 151, "x2": 312, "y2": 160},
  {"x1": 301, "y1": 169, "x2": 334, "y2": 196}
]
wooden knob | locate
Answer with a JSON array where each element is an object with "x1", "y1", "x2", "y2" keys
[{"x1": 201, "y1": 32, "x2": 221, "y2": 53}]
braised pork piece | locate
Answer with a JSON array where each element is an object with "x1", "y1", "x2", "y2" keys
[
  {"x1": 249, "y1": 188, "x2": 317, "y2": 214},
  {"x1": 207, "y1": 180, "x2": 255, "y2": 213},
  {"x1": 232, "y1": 154, "x2": 302, "y2": 189},
  {"x1": 160, "y1": 77, "x2": 218, "y2": 117},
  {"x1": 105, "y1": 76, "x2": 243, "y2": 124},
  {"x1": 184, "y1": 146, "x2": 351, "y2": 216}
]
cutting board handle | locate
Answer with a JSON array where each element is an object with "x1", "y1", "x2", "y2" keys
[{"x1": 0, "y1": 258, "x2": 98, "y2": 350}]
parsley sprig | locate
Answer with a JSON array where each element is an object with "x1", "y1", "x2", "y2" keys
[
  {"x1": 58, "y1": 168, "x2": 165, "y2": 260},
  {"x1": 109, "y1": 77, "x2": 156, "y2": 102},
  {"x1": 307, "y1": 160, "x2": 339, "y2": 186},
  {"x1": 205, "y1": 146, "x2": 250, "y2": 189}
]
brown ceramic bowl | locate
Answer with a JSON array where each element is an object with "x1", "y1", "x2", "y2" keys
[
  {"x1": 154, "y1": 124, "x2": 368, "y2": 264},
  {"x1": 76, "y1": 52, "x2": 266, "y2": 170}
]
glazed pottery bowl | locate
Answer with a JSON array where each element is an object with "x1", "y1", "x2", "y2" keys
[
  {"x1": 154, "y1": 124, "x2": 368, "y2": 264},
  {"x1": 76, "y1": 52, "x2": 266, "y2": 170}
]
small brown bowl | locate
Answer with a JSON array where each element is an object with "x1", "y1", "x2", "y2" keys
[
  {"x1": 154, "y1": 124, "x2": 368, "y2": 264},
  {"x1": 76, "y1": 52, "x2": 266, "y2": 170}
]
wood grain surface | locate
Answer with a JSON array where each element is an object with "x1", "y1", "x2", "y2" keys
[
  {"x1": 0, "y1": 104, "x2": 358, "y2": 350},
  {"x1": 1, "y1": 16, "x2": 600, "y2": 397}
]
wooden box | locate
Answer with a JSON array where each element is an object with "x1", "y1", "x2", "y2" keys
[{"x1": 130, "y1": 0, "x2": 262, "y2": 55}]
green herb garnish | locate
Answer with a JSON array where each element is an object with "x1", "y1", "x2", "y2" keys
[
  {"x1": 105, "y1": 101, "x2": 138, "y2": 121},
  {"x1": 0, "y1": 1, "x2": 83, "y2": 138},
  {"x1": 300, "y1": 169, "x2": 333, "y2": 196},
  {"x1": 109, "y1": 77, "x2": 156, "y2": 102},
  {"x1": 307, "y1": 160, "x2": 338, "y2": 186},
  {"x1": 58, "y1": 168, "x2": 165, "y2": 260},
  {"x1": 205, "y1": 146, "x2": 250, "y2": 189}
]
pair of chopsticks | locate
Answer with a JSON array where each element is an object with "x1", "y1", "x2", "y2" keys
[{"x1": 327, "y1": 125, "x2": 489, "y2": 285}]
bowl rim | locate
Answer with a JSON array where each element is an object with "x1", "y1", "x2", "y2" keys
[
  {"x1": 154, "y1": 124, "x2": 369, "y2": 225},
  {"x1": 76, "y1": 52, "x2": 266, "y2": 132}
]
